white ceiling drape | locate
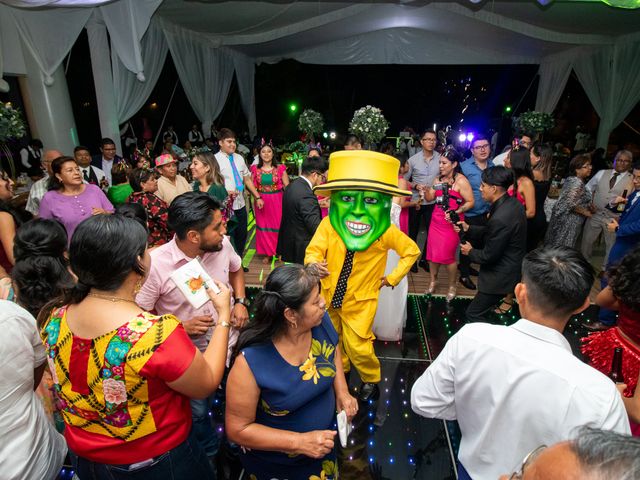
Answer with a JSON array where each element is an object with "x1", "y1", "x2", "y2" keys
[
  {"x1": 233, "y1": 52, "x2": 257, "y2": 138},
  {"x1": 534, "y1": 52, "x2": 576, "y2": 114}
]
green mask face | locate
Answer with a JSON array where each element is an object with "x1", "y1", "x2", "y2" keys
[{"x1": 329, "y1": 190, "x2": 391, "y2": 251}]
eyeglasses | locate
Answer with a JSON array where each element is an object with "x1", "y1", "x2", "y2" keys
[
  {"x1": 508, "y1": 445, "x2": 547, "y2": 480},
  {"x1": 421, "y1": 138, "x2": 437, "y2": 143},
  {"x1": 315, "y1": 172, "x2": 327, "y2": 182},
  {"x1": 473, "y1": 144, "x2": 490, "y2": 151}
]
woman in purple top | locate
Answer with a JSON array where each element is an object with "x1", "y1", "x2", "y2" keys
[{"x1": 39, "y1": 156, "x2": 114, "y2": 240}]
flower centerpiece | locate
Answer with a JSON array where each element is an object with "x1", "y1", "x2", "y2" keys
[
  {"x1": 298, "y1": 109, "x2": 324, "y2": 139},
  {"x1": 0, "y1": 102, "x2": 27, "y2": 178},
  {"x1": 515, "y1": 111, "x2": 554, "y2": 135},
  {"x1": 349, "y1": 105, "x2": 389, "y2": 146}
]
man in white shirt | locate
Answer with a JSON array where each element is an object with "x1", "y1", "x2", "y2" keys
[
  {"x1": 214, "y1": 128, "x2": 263, "y2": 265},
  {"x1": 19, "y1": 138, "x2": 43, "y2": 178},
  {"x1": 74, "y1": 146, "x2": 106, "y2": 189},
  {"x1": 91, "y1": 137, "x2": 123, "y2": 186},
  {"x1": 25, "y1": 149, "x2": 62, "y2": 216},
  {"x1": 411, "y1": 247, "x2": 630, "y2": 480},
  {"x1": 581, "y1": 149, "x2": 633, "y2": 270}
]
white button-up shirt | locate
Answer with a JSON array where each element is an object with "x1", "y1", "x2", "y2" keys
[
  {"x1": 411, "y1": 319, "x2": 630, "y2": 480},
  {"x1": 215, "y1": 151, "x2": 250, "y2": 210}
]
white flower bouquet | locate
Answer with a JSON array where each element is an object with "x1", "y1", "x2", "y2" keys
[
  {"x1": 515, "y1": 111, "x2": 554, "y2": 135},
  {"x1": 0, "y1": 102, "x2": 26, "y2": 142},
  {"x1": 298, "y1": 109, "x2": 324, "y2": 137},
  {"x1": 349, "y1": 105, "x2": 389, "y2": 145}
]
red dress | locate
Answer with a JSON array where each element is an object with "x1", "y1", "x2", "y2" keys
[{"x1": 582, "y1": 303, "x2": 640, "y2": 434}]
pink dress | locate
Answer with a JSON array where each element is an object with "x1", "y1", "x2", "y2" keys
[
  {"x1": 398, "y1": 174, "x2": 409, "y2": 236},
  {"x1": 251, "y1": 164, "x2": 286, "y2": 256},
  {"x1": 426, "y1": 189, "x2": 465, "y2": 265},
  {"x1": 508, "y1": 179, "x2": 526, "y2": 206}
]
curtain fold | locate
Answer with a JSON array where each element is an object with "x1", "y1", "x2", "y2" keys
[
  {"x1": 233, "y1": 53, "x2": 257, "y2": 138},
  {"x1": 112, "y1": 20, "x2": 167, "y2": 124},
  {"x1": 8, "y1": 6, "x2": 92, "y2": 85},
  {"x1": 99, "y1": 0, "x2": 162, "y2": 81},
  {"x1": 163, "y1": 24, "x2": 235, "y2": 135},
  {"x1": 534, "y1": 57, "x2": 573, "y2": 114},
  {"x1": 574, "y1": 40, "x2": 640, "y2": 148}
]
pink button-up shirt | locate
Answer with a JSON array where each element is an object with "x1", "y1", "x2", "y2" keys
[{"x1": 136, "y1": 235, "x2": 242, "y2": 353}]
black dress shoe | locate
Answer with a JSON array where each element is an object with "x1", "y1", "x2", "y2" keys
[
  {"x1": 469, "y1": 266, "x2": 479, "y2": 277},
  {"x1": 459, "y1": 276, "x2": 476, "y2": 290},
  {"x1": 418, "y1": 260, "x2": 430, "y2": 272},
  {"x1": 410, "y1": 264, "x2": 418, "y2": 273},
  {"x1": 582, "y1": 321, "x2": 612, "y2": 332},
  {"x1": 358, "y1": 382, "x2": 380, "y2": 402}
]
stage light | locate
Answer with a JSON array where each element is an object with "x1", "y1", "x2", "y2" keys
[
  {"x1": 504, "y1": 105, "x2": 512, "y2": 113},
  {"x1": 149, "y1": 102, "x2": 158, "y2": 110},
  {"x1": 323, "y1": 132, "x2": 328, "y2": 139},
  {"x1": 330, "y1": 132, "x2": 336, "y2": 139},
  {"x1": 458, "y1": 133, "x2": 466, "y2": 142},
  {"x1": 466, "y1": 132, "x2": 474, "y2": 142},
  {"x1": 289, "y1": 103, "x2": 298, "y2": 112}
]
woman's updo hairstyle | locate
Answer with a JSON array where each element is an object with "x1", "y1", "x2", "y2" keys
[
  {"x1": 233, "y1": 264, "x2": 321, "y2": 358},
  {"x1": 12, "y1": 219, "x2": 74, "y2": 318}
]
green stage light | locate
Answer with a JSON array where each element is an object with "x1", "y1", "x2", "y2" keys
[
  {"x1": 504, "y1": 105, "x2": 512, "y2": 113},
  {"x1": 289, "y1": 103, "x2": 298, "y2": 113}
]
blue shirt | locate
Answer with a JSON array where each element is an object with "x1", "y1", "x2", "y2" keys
[
  {"x1": 404, "y1": 150, "x2": 441, "y2": 205},
  {"x1": 461, "y1": 158, "x2": 494, "y2": 217}
]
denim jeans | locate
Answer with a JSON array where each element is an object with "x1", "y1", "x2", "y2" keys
[
  {"x1": 74, "y1": 429, "x2": 213, "y2": 480},
  {"x1": 190, "y1": 394, "x2": 221, "y2": 458}
]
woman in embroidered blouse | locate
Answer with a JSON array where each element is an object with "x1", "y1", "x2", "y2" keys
[
  {"x1": 250, "y1": 144, "x2": 290, "y2": 263},
  {"x1": 39, "y1": 156, "x2": 114, "y2": 241},
  {"x1": 127, "y1": 168, "x2": 172, "y2": 247},
  {"x1": 226, "y1": 264, "x2": 357, "y2": 480},
  {"x1": 39, "y1": 214, "x2": 233, "y2": 479}
]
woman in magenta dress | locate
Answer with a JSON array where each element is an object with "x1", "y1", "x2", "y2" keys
[
  {"x1": 424, "y1": 147, "x2": 474, "y2": 301},
  {"x1": 582, "y1": 244, "x2": 640, "y2": 435},
  {"x1": 250, "y1": 143, "x2": 290, "y2": 263},
  {"x1": 398, "y1": 157, "x2": 418, "y2": 236}
]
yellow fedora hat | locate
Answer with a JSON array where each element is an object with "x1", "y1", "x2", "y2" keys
[{"x1": 313, "y1": 150, "x2": 411, "y2": 197}]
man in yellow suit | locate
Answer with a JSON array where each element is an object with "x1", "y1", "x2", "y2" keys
[{"x1": 305, "y1": 150, "x2": 420, "y2": 402}]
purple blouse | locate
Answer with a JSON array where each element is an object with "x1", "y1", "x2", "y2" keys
[{"x1": 39, "y1": 184, "x2": 114, "y2": 240}]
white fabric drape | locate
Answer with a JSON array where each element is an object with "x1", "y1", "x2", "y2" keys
[
  {"x1": 8, "y1": 6, "x2": 92, "y2": 85},
  {"x1": 112, "y1": 20, "x2": 167, "y2": 124},
  {"x1": 574, "y1": 40, "x2": 640, "y2": 148},
  {"x1": 99, "y1": 0, "x2": 162, "y2": 81},
  {"x1": 163, "y1": 24, "x2": 235, "y2": 135},
  {"x1": 534, "y1": 56, "x2": 574, "y2": 114},
  {"x1": 233, "y1": 53, "x2": 257, "y2": 138}
]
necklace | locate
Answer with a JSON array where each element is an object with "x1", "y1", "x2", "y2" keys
[{"x1": 87, "y1": 292, "x2": 138, "y2": 305}]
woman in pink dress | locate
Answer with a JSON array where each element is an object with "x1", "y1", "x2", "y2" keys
[
  {"x1": 424, "y1": 147, "x2": 474, "y2": 301},
  {"x1": 250, "y1": 143, "x2": 290, "y2": 263},
  {"x1": 397, "y1": 157, "x2": 418, "y2": 235}
]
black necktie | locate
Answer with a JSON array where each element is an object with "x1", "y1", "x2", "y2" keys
[
  {"x1": 331, "y1": 250, "x2": 355, "y2": 310},
  {"x1": 83, "y1": 169, "x2": 90, "y2": 182},
  {"x1": 609, "y1": 172, "x2": 619, "y2": 190}
]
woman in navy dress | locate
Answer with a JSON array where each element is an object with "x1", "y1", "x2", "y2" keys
[{"x1": 225, "y1": 264, "x2": 358, "y2": 480}]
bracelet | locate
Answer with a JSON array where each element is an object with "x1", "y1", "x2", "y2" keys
[{"x1": 219, "y1": 320, "x2": 231, "y2": 328}]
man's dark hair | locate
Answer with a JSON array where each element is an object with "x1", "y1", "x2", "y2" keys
[
  {"x1": 521, "y1": 247, "x2": 594, "y2": 317},
  {"x1": 344, "y1": 135, "x2": 361, "y2": 147},
  {"x1": 74, "y1": 145, "x2": 90, "y2": 154},
  {"x1": 570, "y1": 427, "x2": 640, "y2": 480},
  {"x1": 481, "y1": 165, "x2": 512, "y2": 190},
  {"x1": 218, "y1": 128, "x2": 236, "y2": 141},
  {"x1": 301, "y1": 156, "x2": 328, "y2": 176},
  {"x1": 168, "y1": 191, "x2": 222, "y2": 240},
  {"x1": 608, "y1": 244, "x2": 640, "y2": 312},
  {"x1": 471, "y1": 134, "x2": 490, "y2": 149},
  {"x1": 29, "y1": 139, "x2": 43, "y2": 149},
  {"x1": 100, "y1": 138, "x2": 115, "y2": 148},
  {"x1": 633, "y1": 160, "x2": 640, "y2": 171},
  {"x1": 420, "y1": 129, "x2": 436, "y2": 139}
]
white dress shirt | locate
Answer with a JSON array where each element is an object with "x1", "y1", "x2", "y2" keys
[
  {"x1": 411, "y1": 320, "x2": 630, "y2": 480},
  {"x1": 80, "y1": 165, "x2": 105, "y2": 186},
  {"x1": 25, "y1": 174, "x2": 49, "y2": 216},
  {"x1": 215, "y1": 151, "x2": 250, "y2": 210}
]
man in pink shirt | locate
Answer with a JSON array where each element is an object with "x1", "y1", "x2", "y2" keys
[{"x1": 136, "y1": 191, "x2": 249, "y2": 468}]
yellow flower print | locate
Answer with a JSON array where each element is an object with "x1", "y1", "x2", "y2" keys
[
  {"x1": 300, "y1": 352, "x2": 320, "y2": 384},
  {"x1": 309, "y1": 472, "x2": 326, "y2": 480},
  {"x1": 127, "y1": 317, "x2": 153, "y2": 333}
]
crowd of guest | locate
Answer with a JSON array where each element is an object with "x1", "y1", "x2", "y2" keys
[{"x1": 1, "y1": 121, "x2": 640, "y2": 480}]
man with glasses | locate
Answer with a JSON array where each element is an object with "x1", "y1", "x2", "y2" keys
[
  {"x1": 459, "y1": 134, "x2": 494, "y2": 289},
  {"x1": 277, "y1": 155, "x2": 328, "y2": 264},
  {"x1": 404, "y1": 129, "x2": 440, "y2": 272},
  {"x1": 25, "y1": 149, "x2": 62, "y2": 216},
  {"x1": 91, "y1": 137, "x2": 123, "y2": 187},
  {"x1": 411, "y1": 246, "x2": 629, "y2": 480}
]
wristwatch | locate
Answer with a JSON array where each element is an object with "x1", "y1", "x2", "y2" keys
[
  {"x1": 219, "y1": 320, "x2": 231, "y2": 328},
  {"x1": 234, "y1": 297, "x2": 247, "y2": 306}
]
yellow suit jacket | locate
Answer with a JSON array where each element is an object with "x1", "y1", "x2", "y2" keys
[{"x1": 304, "y1": 217, "x2": 420, "y2": 338}]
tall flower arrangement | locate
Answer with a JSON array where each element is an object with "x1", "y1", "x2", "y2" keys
[
  {"x1": 349, "y1": 105, "x2": 389, "y2": 145},
  {"x1": 298, "y1": 109, "x2": 324, "y2": 138},
  {"x1": 515, "y1": 111, "x2": 554, "y2": 135}
]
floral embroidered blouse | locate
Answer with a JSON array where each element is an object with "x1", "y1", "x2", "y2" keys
[
  {"x1": 41, "y1": 307, "x2": 196, "y2": 464},
  {"x1": 250, "y1": 164, "x2": 287, "y2": 193},
  {"x1": 127, "y1": 192, "x2": 173, "y2": 247},
  {"x1": 239, "y1": 313, "x2": 339, "y2": 480}
]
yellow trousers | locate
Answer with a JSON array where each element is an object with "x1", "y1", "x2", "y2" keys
[{"x1": 328, "y1": 306, "x2": 381, "y2": 383}]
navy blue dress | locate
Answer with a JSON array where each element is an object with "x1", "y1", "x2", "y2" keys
[{"x1": 240, "y1": 313, "x2": 339, "y2": 480}]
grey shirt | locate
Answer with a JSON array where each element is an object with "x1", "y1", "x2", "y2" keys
[{"x1": 404, "y1": 150, "x2": 441, "y2": 205}]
